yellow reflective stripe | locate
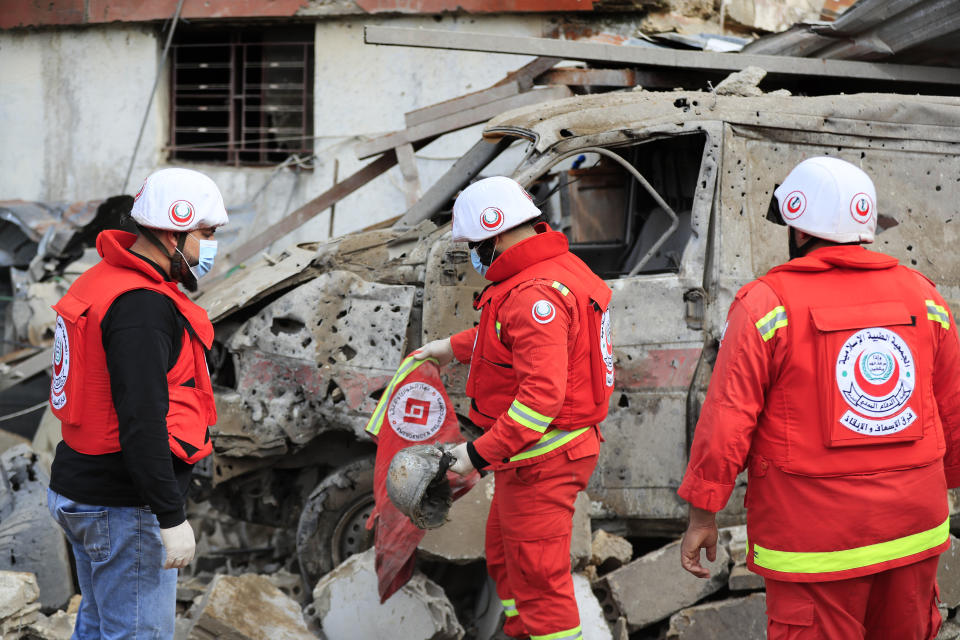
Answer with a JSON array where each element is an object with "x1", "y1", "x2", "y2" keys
[
  {"x1": 507, "y1": 400, "x2": 553, "y2": 434},
  {"x1": 531, "y1": 626, "x2": 582, "y2": 640},
  {"x1": 926, "y1": 299, "x2": 950, "y2": 329},
  {"x1": 755, "y1": 306, "x2": 787, "y2": 342},
  {"x1": 501, "y1": 599, "x2": 518, "y2": 617},
  {"x1": 364, "y1": 355, "x2": 435, "y2": 436},
  {"x1": 509, "y1": 426, "x2": 591, "y2": 463},
  {"x1": 551, "y1": 281, "x2": 570, "y2": 296},
  {"x1": 496, "y1": 321, "x2": 502, "y2": 340},
  {"x1": 752, "y1": 518, "x2": 949, "y2": 574}
]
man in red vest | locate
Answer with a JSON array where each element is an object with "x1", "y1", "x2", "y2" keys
[
  {"x1": 416, "y1": 176, "x2": 614, "y2": 640},
  {"x1": 46, "y1": 168, "x2": 227, "y2": 638},
  {"x1": 679, "y1": 157, "x2": 960, "y2": 639}
]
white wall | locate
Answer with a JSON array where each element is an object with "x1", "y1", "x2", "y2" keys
[
  {"x1": 0, "y1": 14, "x2": 552, "y2": 257},
  {"x1": 0, "y1": 24, "x2": 163, "y2": 202}
]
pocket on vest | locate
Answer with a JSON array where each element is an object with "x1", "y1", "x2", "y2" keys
[
  {"x1": 810, "y1": 301, "x2": 924, "y2": 449},
  {"x1": 167, "y1": 387, "x2": 213, "y2": 463},
  {"x1": 50, "y1": 294, "x2": 92, "y2": 426}
]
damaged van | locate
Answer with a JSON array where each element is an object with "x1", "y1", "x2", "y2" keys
[{"x1": 194, "y1": 90, "x2": 960, "y2": 585}]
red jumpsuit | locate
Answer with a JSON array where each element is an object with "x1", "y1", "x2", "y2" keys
[
  {"x1": 450, "y1": 225, "x2": 613, "y2": 640},
  {"x1": 679, "y1": 245, "x2": 960, "y2": 639}
]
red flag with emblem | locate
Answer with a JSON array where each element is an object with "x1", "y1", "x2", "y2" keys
[{"x1": 364, "y1": 353, "x2": 477, "y2": 602}]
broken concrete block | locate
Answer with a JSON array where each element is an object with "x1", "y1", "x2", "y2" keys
[
  {"x1": 573, "y1": 573, "x2": 612, "y2": 640},
  {"x1": 612, "y1": 617, "x2": 628, "y2": 640},
  {"x1": 419, "y1": 476, "x2": 591, "y2": 569},
  {"x1": 728, "y1": 564, "x2": 764, "y2": 592},
  {"x1": 0, "y1": 571, "x2": 40, "y2": 638},
  {"x1": 571, "y1": 492, "x2": 592, "y2": 569},
  {"x1": 720, "y1": 525, "x2": 748, "y2": 565},
  {"x1": 714, "y1": 66, "x2": 767, "y2": 97},
  {"x1": 65, "y1": 594, "x2": 81, "y2": 615},
  {"x1": 312, "y1": 548, "x2": 463, "y2": 640},
  {"x1": 937, "y1": 618, "x2": 960, "y2": 640},
  {"x1": 602, "y1": 538, "x2": 729, "y2": 629},
  {"x1": 23, "y1": 609, "x2": 76, "y2": 640},
  {"x1": 419, "y1": 474, "x2": 494, "y2": 562},
  {"x1": 264, "y1": 569, "x2": 310, "y2": 606},
  {"x1": 186, "y1": 574, "x2": 314, "y2": 640},
  {"x1": 667, "y1": 593, "x2": 767, "y2": 640},
  {"x1": 0, "y1": 445, "x2": 74, "y2": 610},
  {"x1": 938, "y1": 535, "x2": 960, "y2": 608},
  {"x1": 590, "y1": 529, "x2": 633, "y2": 572},
  {"x1": 725, "y1": 0, "x2": 823, "y2": 33}
]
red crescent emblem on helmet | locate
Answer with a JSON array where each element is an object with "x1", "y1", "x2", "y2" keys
[
  {"x1": 168, "y1": 200, "x2": 195, "y2": 227},
  {"x1": 134, "y1": 180, "x2": 146, "y2": 201},
  {"x1": 480, "y1": 207, "x2": 504, "y2": 233},
  {"x1": 781, "y1": 191, "x2": 806, "y2": 220},
  {"x1": 849, "y1": 192, "x2": 874, "y2": 224}
]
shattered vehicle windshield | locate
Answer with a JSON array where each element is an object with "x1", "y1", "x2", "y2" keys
[{"x1": 526, "y1": 132, "x2": 705, "y2": 278}]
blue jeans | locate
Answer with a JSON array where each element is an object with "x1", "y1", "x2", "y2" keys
[{"x1": 47, "y1": 489, "x2": 177, "y2": 640}]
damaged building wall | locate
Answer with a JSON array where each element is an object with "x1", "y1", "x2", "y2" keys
[
  {"x1": 2, "y1": 14, "x2": 541, "y2": 256},
  {"x1": 0, "y1": 25, "x2": 162, "y2": 203}
]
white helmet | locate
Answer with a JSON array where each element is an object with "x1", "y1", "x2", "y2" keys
[
  {"x1": 774, "y1": 157, "x2": 876, "y2": 244},
  {"x1": 452, "y1": 176, "x2": 541, "y2": 242},
  {"x1": 130, "y1": 168, "x2": 228, "y2": 232}
]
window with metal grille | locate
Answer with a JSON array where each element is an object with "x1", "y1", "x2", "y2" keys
[{"x1": 169, "y1": 26, "x2": 314, "y2": 166}]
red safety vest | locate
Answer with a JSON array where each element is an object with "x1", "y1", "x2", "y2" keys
[
  {"x1": 49, "y1": 230, "x2": 216, "y2": 464},
  {"x1": 466, "y1": 229, "x2": 613, "y2": 467},
  {"x1": 756, "y1": 256, "x2": 944, "y2": 477}
]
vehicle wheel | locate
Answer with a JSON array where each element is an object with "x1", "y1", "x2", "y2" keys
[{"x1": 296, "y1": 456, "x2": 376, "y2": 589}]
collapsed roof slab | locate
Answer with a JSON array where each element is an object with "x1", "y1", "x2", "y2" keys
[{"x1": 364, "y1": 25, "x2": 960, "y2": 87}]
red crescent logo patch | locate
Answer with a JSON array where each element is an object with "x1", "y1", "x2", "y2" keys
[
  {"x1": 480, "y1": 207, "x2": 504, "y2": 233},
  {"x1": 781, "y1": 191, "x2": 806, "y2": 220},
  {"x1": 532, "y1": 300, "x2": 556, "y2": 324},
  {"x1": 168, "y1": 200, "x2": 195, "y2": 227},
  {"x1": 850, "y1": 192, "x2": 874, "y2": 224}
]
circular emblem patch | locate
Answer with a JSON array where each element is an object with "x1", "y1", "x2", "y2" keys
[
  {"x1": 781, "y1": 190, "x2": 807, "y2": 220},
  {"x1": 532, "y1": 300, "x2": 556, "y2": 324},
  {"x1": 168, "y1": 200, "x2": 195, "y2": 227},
  {"x1": 480, "y1": 207, "x2": 504, "y2": 233},
  {"x1": 51, "y1": 316, "x2": 70, "y2": 410},
  {"x1": 835, "y1": 327, "x2": 915, "y2": 435},
  {"x1": 388, "y1": 382, "x2": 446, "y2": 442},
  {"x1": 599, "y1": 308, "x2": 614, "y2": 387},
  {"x1": 850, "y1": 192, "x2": 874, "y2": 224}
]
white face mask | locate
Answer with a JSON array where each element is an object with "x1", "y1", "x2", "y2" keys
[{"x1": 188, "y1": 234, "x2": 218, "y2": 279}]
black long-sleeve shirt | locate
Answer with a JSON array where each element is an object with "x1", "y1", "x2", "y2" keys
[{"x1": 49, "y1": 254, "x2": 193, "y2": 528}]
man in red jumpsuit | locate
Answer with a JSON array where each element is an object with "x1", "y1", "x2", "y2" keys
[
  {"x1": 678, "y1": 156, "x2": 960, "y2": 639},
  {"x1": 416, "y1": 176, "x2": 614, "y2": 640}
]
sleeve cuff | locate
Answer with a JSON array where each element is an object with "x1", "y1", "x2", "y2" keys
[
  {"x1": 156, "y1": 507, "x2": 186, "y2": 529},
  {"x1": 466, "y1": 441, "x2": 489, "y2": 470},
  {"x1": 450, "y1": 328, "x2": 476, "y2": 364},
  {"x1": 677, "y1": 474, "x2": 735, "y2": 513}
]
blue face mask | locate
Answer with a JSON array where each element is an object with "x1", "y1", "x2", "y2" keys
[
  {"x1": 470, "y1": 247, "x2": 489, "y2": 278},
  {"x1": 190, "y1": 236, "x2": 218, "y2": 279}
]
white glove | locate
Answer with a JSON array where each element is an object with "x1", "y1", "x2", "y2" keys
[
  {"x1": 413, "y1": 338, "x2": 454, "y2": 367},
  {"x1": 448, "y1": 442, "x2": 475, "y2": 476},
  {"x1": 159, "y1": 520, "x2": 196, "y2": 570}
]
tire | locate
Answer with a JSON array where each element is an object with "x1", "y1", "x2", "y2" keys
[{"x1": 296, "y1": 456, "x2": 376, "y2": 589}]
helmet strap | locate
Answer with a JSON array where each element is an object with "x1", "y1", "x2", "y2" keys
[
  {"x1": 139, "y1": 226, "x2": 198, "y2": 291},
  {"x1": 788, "y1": 227, "x2": 806, "y2": 260}
]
